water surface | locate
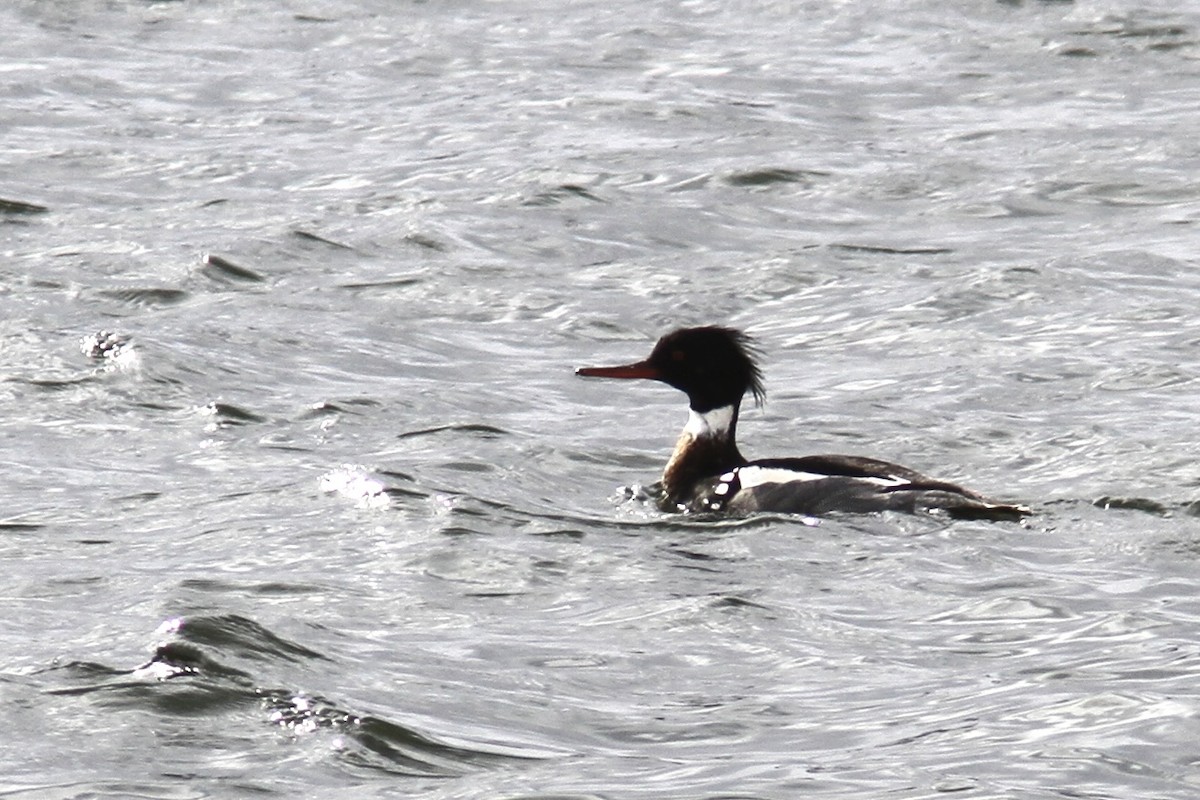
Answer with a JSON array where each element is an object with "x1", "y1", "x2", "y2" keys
[{"x1": 3, "y1": 1, "x2": 1200, "y2": 797}]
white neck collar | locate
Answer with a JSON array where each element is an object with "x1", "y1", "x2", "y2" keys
[{"x1": 683, "y1": 405, "x2": 735, "y2": 440}]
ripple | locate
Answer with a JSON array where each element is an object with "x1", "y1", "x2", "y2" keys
[
  {"x1": 260, "y1": 690, "x2": 521, "y2": 777},
  {"x1": 97, "y1": 288, "x2": 190, "y2": 307},
  {"x1": 200, "y1": 253, "x2": 265, "y2": 284},
  {"x1": 32, "y1": 614, "x2": 549, "y2": 782},
  {"x1": 199, "y1": 401, "x2": 267, "y2": 426},
  {"x1": 396, "y1": 423, "x2": 510, "y2": 440},
  {"x1": 0, "y1": 196, "x2": 49, "y2": 214},
  {"x1": 521, "y1": 183, "x2": 606, "y2": 206},
  {"x1": 1036, "y1": 179, "x2": 1200, "y2": 208},
  {"x1": 724, "y1": 167, "x2": 826, "y2": 188},
  {"x1": 166, "y1": 614, "x2": 331, "y2": 665},
  {"x1": 291, "y1": 228, "x2": 355, "y2": 250}
]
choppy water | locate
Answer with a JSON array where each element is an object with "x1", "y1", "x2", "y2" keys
[{"x1": 3, "y1": 0, "x2": 1200, "y2": 797}]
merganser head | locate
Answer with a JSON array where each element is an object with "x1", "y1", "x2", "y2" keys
[{"x1": 576, "y1": 326, "x2": 765, "y2": 413}]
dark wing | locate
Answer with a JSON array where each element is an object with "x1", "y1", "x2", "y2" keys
[
  {"x1": 745, "y1": 454, "x2": 1029, "y2": 520},
  {"x1": 748, "y1": 454, "x2": 973, "y2": 491}
]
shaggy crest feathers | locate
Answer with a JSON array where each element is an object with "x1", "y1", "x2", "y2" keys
[{"x1": 646, "y1": 325, "x2": 765, "y2": 412}]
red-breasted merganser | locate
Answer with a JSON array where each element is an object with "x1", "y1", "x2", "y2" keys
[{"x1": 576, "y1": 326, "x2": 1029, "y2": 521}]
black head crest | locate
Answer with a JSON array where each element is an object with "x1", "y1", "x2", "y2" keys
[{"x1": 647, "y1": 326, "x2": 765, "y2": 412}]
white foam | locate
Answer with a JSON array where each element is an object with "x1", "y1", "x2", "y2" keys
[{"x1": 319, "y1": 465, "x2": 390, "y2": 509}]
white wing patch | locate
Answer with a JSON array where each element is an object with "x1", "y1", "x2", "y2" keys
[
  {"x1": 863, "y1": 474, "x2": 912, "y2": 489},
  {"x1": 734, "y1": 466, "x2": 910, "y2": 490},
  {"x1": 732, "y1": 467, "x2": 828, "y2": 490},
  {"x1": 696, "y1": 465, "x2": 914, "y2": 514}
]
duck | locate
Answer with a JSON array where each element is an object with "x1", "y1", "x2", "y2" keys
[{"x1": 576, "y1": 326, "x2": 1028, "y2": 521}]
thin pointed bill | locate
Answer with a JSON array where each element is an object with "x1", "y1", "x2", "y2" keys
[{"x1": 575, "y1": 360, "x2": 661, "y2": 380}]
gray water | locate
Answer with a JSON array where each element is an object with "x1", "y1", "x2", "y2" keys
[{"x1": 3, "y1": 1, "x2": 1200, "y2": 797}]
